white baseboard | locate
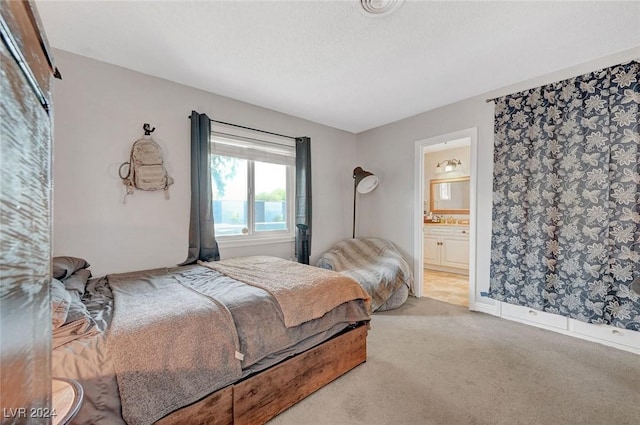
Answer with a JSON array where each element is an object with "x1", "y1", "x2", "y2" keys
[
  {"x1": 494, "y1": 301, "x2": 640, "y2": 355},
  {"x1": 469, "y1": 300, "x2": 498, "y2": 316}
]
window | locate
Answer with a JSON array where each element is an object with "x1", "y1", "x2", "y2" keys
[{"x1": 210, "y1": 124, "x2": 295, "y2": 243}]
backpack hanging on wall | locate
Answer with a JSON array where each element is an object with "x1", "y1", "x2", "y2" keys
[{"x1": 118, "y1": 124, "x2": 174, "y2": 203}]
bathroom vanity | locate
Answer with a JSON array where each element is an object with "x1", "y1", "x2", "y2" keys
[{"x1": 423, "y1": 223, "x2": 469, "y2": 273}]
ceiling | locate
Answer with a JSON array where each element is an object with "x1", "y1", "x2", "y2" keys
[{"x1": 36, "y1": 1, "x2": 640, "y2": 134}]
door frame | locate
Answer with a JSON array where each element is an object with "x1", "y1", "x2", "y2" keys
[{"x1": 413, "y1": 128, "x2": 478, "y2": 309}]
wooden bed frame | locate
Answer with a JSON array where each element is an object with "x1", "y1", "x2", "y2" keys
[{"x1": 155, "y1": 324, "x2": 368, "y2": 425}]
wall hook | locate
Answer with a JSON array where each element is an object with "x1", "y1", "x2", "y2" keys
[{"x1": 143, "y1": 123, "x2": 156, "y2": 136}]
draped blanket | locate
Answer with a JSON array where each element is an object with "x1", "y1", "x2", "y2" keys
[
  {"x1": 199, "y1": 256, "x2": 371, "y2": 327},
  {"x1": 316, "y1": 238, "x2": 413, "y2": 311},
  {"x1": 107, "y1": 269, "x2": 242, "y2": 425}
]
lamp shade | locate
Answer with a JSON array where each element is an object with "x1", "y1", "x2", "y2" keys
[
  {"x1": 352, "y1": 166, "x2": 378, "y2": 238},
  {"x1": 353, "y1": 167, "x2": 378, "y2": 194}
]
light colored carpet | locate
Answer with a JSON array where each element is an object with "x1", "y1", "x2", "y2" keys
[{"x1": 268, "y1": 297, "x2": 640, "y2": 425}]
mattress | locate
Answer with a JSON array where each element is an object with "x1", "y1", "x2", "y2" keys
[{"x1": 52, "y1": 264, "x2": 370, "y2": 425}]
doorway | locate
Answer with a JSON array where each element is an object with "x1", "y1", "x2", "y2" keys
[
  {"x1": 413, "y1": 128, "x2": 478, "y2": 309},
  {"x1": 423, "y1": 140, "x2": 470, "y2": 306}
]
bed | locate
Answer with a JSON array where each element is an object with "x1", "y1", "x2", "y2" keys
[
  {"x1": 51, "y1": 256, "x2": 371, "y2": 425},
  {"x1": 317, "y1": 238, "x2": 412, "y2": 311}
]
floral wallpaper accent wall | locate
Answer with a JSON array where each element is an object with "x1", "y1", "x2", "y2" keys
[{"x1": 489, "y1": 61, "x2": 640, "y2": 331}]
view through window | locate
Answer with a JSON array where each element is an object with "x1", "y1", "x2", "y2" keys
[{"x1": 211, "y1": 130, "x2": 294, "y2": 240}]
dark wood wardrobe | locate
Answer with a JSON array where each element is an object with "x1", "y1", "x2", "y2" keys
[{"x1": 1, "y1": 1, "x2": 59, "y2": 423}]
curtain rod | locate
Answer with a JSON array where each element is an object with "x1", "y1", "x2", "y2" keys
[
  {"x1": 187, "y1": 115, "x2": 298, "y2": 140},
  {"x1": 210, "y1": 118, "x2": 297, "y2": 140}
]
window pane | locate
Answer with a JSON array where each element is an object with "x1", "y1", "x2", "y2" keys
[
  {"x1": 439, "y1": 183, "x2": 451, "y2": 200},
  {"x1": 254, "y1": 161, "x2": 287, "y2": 232},
  {"x1": 212, "y1": 155, "x2": 248, "y2": 236}
]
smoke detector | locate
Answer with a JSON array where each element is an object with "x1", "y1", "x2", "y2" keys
[{"x1": 360, "y1": 0, "x2": 404, "y2": 17}]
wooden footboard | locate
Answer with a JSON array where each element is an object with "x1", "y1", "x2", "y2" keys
[
  {"x1": 155, "y1": 386, "x2": 233, "y2": 425},
  {"x1": 155, "y1": 324, "x2": 368, "y2": 425}
]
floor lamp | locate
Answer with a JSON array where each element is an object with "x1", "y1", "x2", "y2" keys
[{"x1": 352, "y1": 166, "x2": 379, "y2": 238}]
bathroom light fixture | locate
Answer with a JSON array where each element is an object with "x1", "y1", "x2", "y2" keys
[
  {"x1": 435, "y1": 159, "x2": 462, "y2": 174},
  {"x1": 360, "y1": 0, "x2": 404, "y2": 16},
  {"x1": 352, "y1": 166, "x2": 379, "y2": 238}
]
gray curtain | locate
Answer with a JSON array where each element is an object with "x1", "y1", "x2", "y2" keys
[
  {"x1": 295, "y1": 137, "x2": 311, "y2": 264},
  {"x1": 488, "y1": 61, "x2": 639, "y2": 330},
  {"x1": 181, "y1": 111, "x2": 220, "y2": 265}
]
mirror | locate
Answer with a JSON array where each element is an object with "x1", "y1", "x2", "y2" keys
[{"x1": 430, "y1": 177, "x2": 470, "y2": 214}]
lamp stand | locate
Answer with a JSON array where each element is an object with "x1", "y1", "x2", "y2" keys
[{"x1": 352, "y1": 178, "x2": 357, "y2": 238}]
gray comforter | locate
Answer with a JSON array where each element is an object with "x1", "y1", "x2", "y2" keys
[
  {"x1": 52, "y1": 264, "x2": 370, "y2": 425},
  {"x1": 108, "y1": 269, "x2": 242, "y2": 425}
]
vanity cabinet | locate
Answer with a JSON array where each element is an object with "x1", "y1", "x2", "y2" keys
[{"x1": 423, "y1": 225, "x2": 469, "y2": 272}]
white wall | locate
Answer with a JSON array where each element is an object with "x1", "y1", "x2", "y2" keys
[
  {"x1": 52, "y1": 50, "x2": 357, "y2": 277},
  {"x1": 355, "y1": 47, "x2": 640, "y2": 306}
]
